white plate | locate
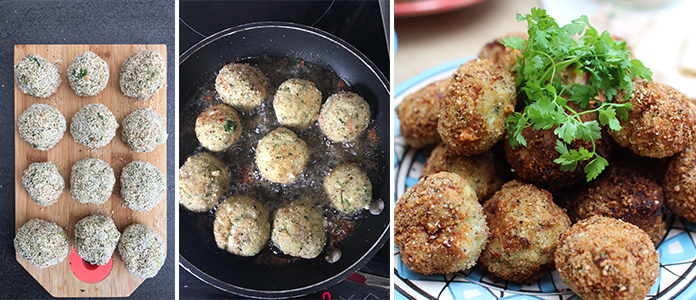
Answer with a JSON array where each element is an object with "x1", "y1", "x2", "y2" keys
[{"x1": 393, "y1": 56, "x2": 696, "y2": 300}]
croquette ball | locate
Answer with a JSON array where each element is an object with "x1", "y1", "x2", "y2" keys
[
  {"x1": 119, "y1": 50, "x2": 166, "y2": 100},
  {"x1": 14, "y1": 218, "x2": 69, "y2": 268},
  {"x1": 565, "y1": 163, "x2": 666, "y2": 244},
  {"x1": 67, "y1": 51, "x2": 109, "y2": 97},
  {"x1": 479, "y1": 180, "x2": 571, "y2": 283},
  {"x1": 70, "y1": 157, "x2": 115, "y2": 204},
  {"x1": 74, "y1": 214, "x2": 121, "y2": 265},
  {"x1": 271, "y1": 199, "x2": 326, "y2": 259},
  {"x1": 504, "y1": 105, "x2": 611, "y2": 192},
  {"x1": 14, "y1": 54, "x2": 61, "y2": 98},
  {"x1": 394, "y1": 172, "x2": 488, "y2": 275},
  {"x1": 395, "y1": 78, "x2": 449, "y2": 148},
  {"x1": 121, "y1": 108, "x2": 168, "y2": 153},
  {"x1": 18, "y1": 103, "x2": 66, "y2": 151},
  {"x1": 323, "y1": 162, "x2": 372, "y2": 214},
  {"x1": 255, "y1": 127, "x2": 310, "y2": 184},
  {"x1": 21, "y1": 161, "x2": 64, "y2": 207},
  {"x1": 437, "y1": 58, "x2": 516, "y2": 156},
  {"x1": 121, "y1": 160, "x2": 166, "y2": 212},
  {"x1": 215, "y1": 63, "x2": 268, "y2": 112},
  {"x1": 478, "y1": 33, "x2": 526, "y2": 74},
  {"x1": 179, "y1": 152, "x2": 230, "y2": 212},
  {"x1": 609, "y1": 80, "x2": 696, "y2": 158},
  {"x1": 423, "y1": 144, "x2": 505, "y2": 201},
  {"x1": 274, "y1": 78, "x2": 323, "y2": 130},
  {"x1": 70, "y1": 103, "x2": 119, "y2": 149},
  {"x1": 214, "y1": 195, "x2": 270, "y2": 257},
  {"x1": 118, "y1": 224, "x2": 166, "y2": 278},
  {"x1": 318, "y1": 91, "x2": 371, "y2": 142},
  {"x1": 555, "y1": 216, "x2": 659, "y2": 300},
  {"x1": 664, "y1": 145, "x2": 696, "y2": 222},
  {"x1": 195, "y1": 104, "x2": 242, "y2": 152}
]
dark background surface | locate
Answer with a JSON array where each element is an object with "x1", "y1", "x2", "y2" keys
[
  {"x1": 178, "y1": 1, "x2": 390, "y2": 299},
  {"x1": 0, "y1": 1, "x2": 175, "y2": 299}
]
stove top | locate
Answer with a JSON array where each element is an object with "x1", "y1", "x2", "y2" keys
[{"x1": 178, "y1": 1, "x2": 390, "y2": 299}]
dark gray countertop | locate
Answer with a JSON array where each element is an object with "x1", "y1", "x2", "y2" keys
[{"x1": 0, "y1": 1, "x2": 175, "y2": 299}]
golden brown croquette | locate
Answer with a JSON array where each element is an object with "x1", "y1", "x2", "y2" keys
[
  {"x1": 423, "y1": 144, "x2": 505, "y2": 201},
  {"x1": 479, "y1": 180, "x2": 571, "y2": 283},
  {"x1": 478, "y1": 33, "x2": 526, "y2": 74},
  {"x1": 564, "y1": 163, "x2": 666, "y2": 244},
  {"x1": 663, "y1": 145, "x2": 696, "y2": 222},
  {"x1": 437, "y1": 59, "x2": 516, "y2": 157},
  {"x1": 609, "y1": 80, "x2": 696, "y2": 158},
  {"x1": 396, "y1": 79, "x2": 449, "y2": 148},
  {"x1": 555, "y1": 216, "x2": 659, "y2": 300},
  {"x1": 394, "y1": 172, "x2": 488, "y2": 275},
  {"x1": 504, "y1": 105, "x2": 611, "y2": 192}
]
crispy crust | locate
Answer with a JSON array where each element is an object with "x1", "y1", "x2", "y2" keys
[
  {"x1": 437, "y1": 58, "x2": 516, "y2": 157},
  {"x1": 396, "y1": 78, "x2": 449, "y2": 148},
  {"x1": 609, "y1": 80, "x2": 696, "y2": 158},
  {"x1": 423, "y1": 144, "x2": 505, "y2": 201},
  {"x1": 479, "y1": 180, "x2": 571, "y2": 283},
  {"x1": 564, "y1": 163, "x2": 666, "y2": 244},
  {"x1": 554, "y1": 216, "x2": 659, "y2": 300},
  {"x1": 394, "y1": 172, "x2": 488, "y2": 275},
  {"x1": 478, "y1": 33, "x2": 526, "y2": 74},
  {"x1": 663, "y1": 145, "x2": 696, "y2": 222},
  {"x1": 504, "y1": 106, "x2": 611, "y2": 192}
]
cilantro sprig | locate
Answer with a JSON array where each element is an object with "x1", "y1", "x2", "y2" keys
[{"x1": 502, "y1": 8, "x2": 652, "y2": 181}]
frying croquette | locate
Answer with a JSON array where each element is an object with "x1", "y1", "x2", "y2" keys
[
  {"x1": 609, "y1": 80, "x2": 696, "y2": 158},
  {"x1": 394, "y1": 172, "x2": 488, "y2": 275},
  {"x1": 479, "y1": 180, "x2": 571, "y2": 283},
  {"x1": 664, "y1": 145, "x2": 696, "y2": 222},
  {"x1": 564, "y1": 163, "x2": 666, "y2": 244},
  {"x1": 437, "y1": 58, "x2": 516, "y2": 157},
  {"x1": 395, "y1": 78, "x2": 449, "y2": 148},
  {"x1": 555, "y1": 216, "x2": 659, "y2": 300},
  {"x1": 422, "y1": 144, "x2": 505, "y2": 201}
]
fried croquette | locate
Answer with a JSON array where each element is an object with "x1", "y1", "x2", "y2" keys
[
  {"x1": 504, "y1": 106, "x2": 611, "y2": 192},
  {"x1": 663, "y1": 145, "x2": 696, "y2": 222},
  {"x1": 479, "y1": 180, "x2": 571, "y2": 283},
  {"x1": 555, "y1": 216, "x2": 659, "y2": 300},
  {"x1": 564, "y1": 163, "x2": 666, "y2": 244},
  {"x1": 478, "y1": 33, "x2": 526, "y2": 74},
  {"x1": 609, "y1": 80, "x2": 696, "y2": 158},
  {"x1": 422, "y1": 144, "x2": 505, "y2": 201},
  {"x1": 395, "y1": 78, "x2": 449, "y2": 148},
  {"x1": 437, "y1": 59, "x2": 516, "y2": 157},
  {"x1": 394, "y1": 172, "x2": 488, "y2": 275}
]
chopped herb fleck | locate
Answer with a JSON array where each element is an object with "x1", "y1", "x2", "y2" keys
[{"x1": 223, "y1": 120, "x2": 237, "y2": 132}]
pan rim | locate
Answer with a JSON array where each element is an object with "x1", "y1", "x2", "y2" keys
[{"x1": 178, "y1": 21, "x2": 390, "y2": 298}]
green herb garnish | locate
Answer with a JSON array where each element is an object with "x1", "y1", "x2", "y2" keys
[
  {"x1": 73, "y1": 69, "x2": 88, "y2": 79},
  {"x1": 30, "y1": 57, "x2": 40, "y2": 67},
  {"x1": 223, "y1": 120, "x2": 237, "y2": 132},
  {"x1": 502, "y1": 8, "x2": 652, "y2": 181}
]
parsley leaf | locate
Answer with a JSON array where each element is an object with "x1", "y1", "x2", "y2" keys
[
  {"x1": 503, "y1": 8, "x2": 653, "y2": 181},
  {"x1": 73, "y1": 69, "x2": 87, "y2": 79},
  {"x1": 223, "y1": 120, "x2": 237, "y2": 132}
]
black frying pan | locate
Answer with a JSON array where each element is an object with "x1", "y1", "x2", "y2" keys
[{"x1": 178, "y1": 22, "x2": 390, "y2": 299}]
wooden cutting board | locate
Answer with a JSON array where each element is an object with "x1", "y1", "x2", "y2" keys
[{"x1": 14, "y1": 44, "x2": 167, "y2": 298}]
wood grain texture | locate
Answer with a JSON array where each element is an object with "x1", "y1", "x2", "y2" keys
[{"x1": 14, "y1": 44, "x2": 167, "y2": 298}]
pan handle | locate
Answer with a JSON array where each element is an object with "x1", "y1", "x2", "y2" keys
[{"x1": 346, "y1": 271, "x2": 390, "y2": 290}]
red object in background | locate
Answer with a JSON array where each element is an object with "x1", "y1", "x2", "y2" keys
[
  {"x1": 394, "y1": 0, "x2": 488, "y2": 17},
  {"x1": 68, "y1": 247, "x2": 113, "y2": 283},
  {"x1": 323, "y1": 292, "x2": 331, "y2": 300}
]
